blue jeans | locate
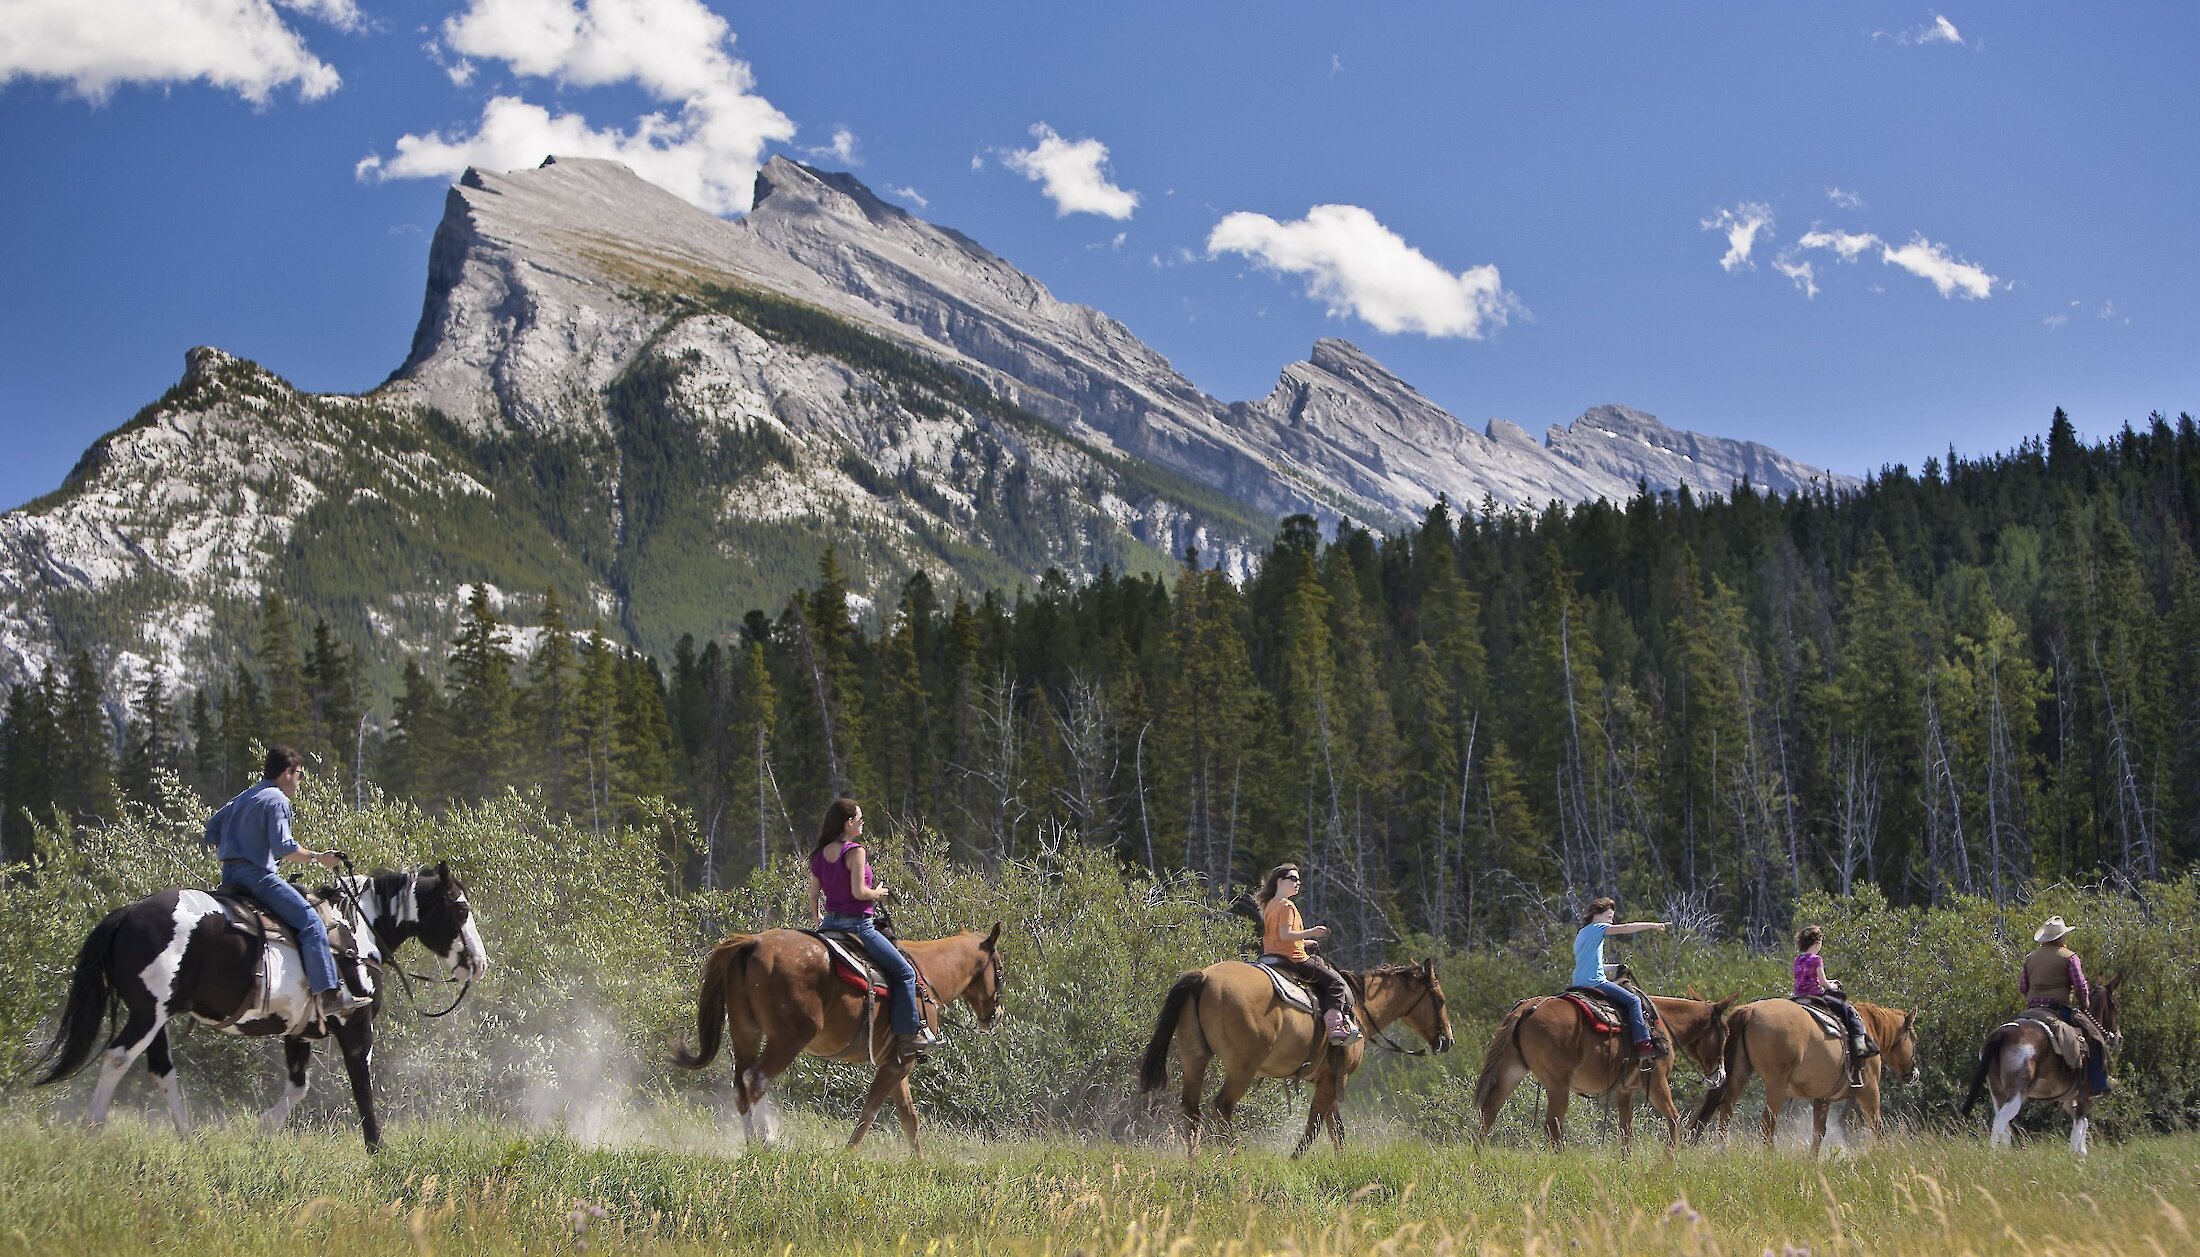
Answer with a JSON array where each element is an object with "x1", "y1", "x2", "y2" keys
[
  {"x1": 1582, "y1": 979, "x2": 1652, "y2": 1043},
  {"x1": 223, "y1": 865, "x2": 340, "y2": 993},
  {"x1": 822, "y1": 914, "x2": 922, "y2": 1035}
]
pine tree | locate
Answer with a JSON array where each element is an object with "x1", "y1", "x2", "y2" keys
[
  {"x1": 257, "y1": 592, "x2": 311, "y2": 750},
  {"x1": 445, "y1": 583, "x2": 517, "y2": 801},
  {"x1": 1, "y1": 678, "x2": 59, "y2": 858},
  {"x1": 119, "y1": 671, "x2": 177, "y2": 807},
  {"x1": 52, "y1": 649, "x2": 118, "y2": 827},
  {"x1": 305, "y1": 619, "x2": 362, "y2": 778},
  {"x1": 522, "y1": 588, "x2": 583, "y2": 815},
  {"x1": 385, "y1": 660, "x2": 447, "y2": 804}
]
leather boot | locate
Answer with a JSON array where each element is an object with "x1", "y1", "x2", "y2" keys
[{"x1": 318, "y1": 986, "x2": 373, "y2": 1020}]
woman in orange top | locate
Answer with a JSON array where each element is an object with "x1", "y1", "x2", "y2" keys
[{"x1": 1254, "y1": 863, "x2": 1357, "y2": 1043}]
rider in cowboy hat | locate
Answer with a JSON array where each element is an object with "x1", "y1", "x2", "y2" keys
[{"x1": 2021, "y1": 914, "x2": 2111, "y2": 1096}]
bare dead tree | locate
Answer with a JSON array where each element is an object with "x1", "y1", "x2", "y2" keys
[
  {"x1": 2093, "y1": 641, "x2": 2161, "y2": 881},
  {"x1": 1051, "y1": 670, "x2": 1117, "y2": 847},
  {"x1": 1835, "y1": 735, "x2": 1881, "y2": 895}
]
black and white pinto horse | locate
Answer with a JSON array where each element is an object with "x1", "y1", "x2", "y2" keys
[{"x1": 34, "y1": 862, "x2": 487, "y2": 1150}]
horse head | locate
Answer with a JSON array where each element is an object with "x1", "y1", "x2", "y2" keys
[
  {"x1": 2094, "y1": 972, "x2": 2124, "y2": 1049},
  {"x1": 1881, "y1": 1008, "x2": 1922, "y2": 1083},
  {"x1": 1673, "y1": 992, "x2": 1739, "y2": 1087},
  {"x1": 959, "y1": 922, "x2": 1006, "y2": 1031},
  {"x1": 1359, "y1": 960, "x2": 1452, "y2": 1052},
  {"x1": 357, "y1": 861, "x2": 488, "y2": 982},
  {"x1": 1407, "y1": 959, "x2": 1454, "y2": 1053}
]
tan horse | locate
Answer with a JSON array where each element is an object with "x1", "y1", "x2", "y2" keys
[
  {"x1": 1689, "y1": 999, "x2": 1919, "y2": 1155},
  {"x1": 1138, "y1": 960, "x2": 1455, "y2": 1156},
  {"x1": 1961, "y1": 975, "x2": 2122, "y2": 1157},
  {"x1": 671, "y1": 924, "x2": 1004, "y2": 1153},
  {"x1": 1471, "y1": 991, "x2": 1736, "y2": 1154}
]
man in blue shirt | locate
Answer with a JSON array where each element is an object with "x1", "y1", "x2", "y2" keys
[
  {"x1": 206, "y1": 746, "x2": 372, "y2": 1020},
  {"x1": 1571, "y1": 896, "x2": 1668, "y2": 1058}
]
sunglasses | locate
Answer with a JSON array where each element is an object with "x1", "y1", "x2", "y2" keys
[{"x1": 1281, "y1": 873, "x2": 1301, "y2": 882}]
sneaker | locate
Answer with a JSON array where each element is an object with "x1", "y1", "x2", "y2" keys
[{"x1": 1634, "y1": 1038, "x2": 1666, "y2": 1059}]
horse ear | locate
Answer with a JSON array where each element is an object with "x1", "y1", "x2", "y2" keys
[
  {"x1": 1421, "y1": 956, "x2": 1435, "y2": 977},
  {"x1": 1714, "y1": 994, "x2": 1737, "y2": 1017},
  {"x1": 1903, "y1": 1009, "x2": 1919, "y2": 1028},
  {"x1": 1686, "y1": 984, "x2": 1701, "y2": 1001},
  {"x1": 983, "y1": 922, "x2": 1001, "y2": 950},
  {"x1": 436, "y1": 859, "x2": 450, "y2": 881}
]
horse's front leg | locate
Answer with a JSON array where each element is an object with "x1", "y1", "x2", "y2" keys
[
  {"x1": 1809, "y1": 1100, "x2": 1831, "y2": 1158},
  {"x1": 1615, "y1": 1089, "x2": 1635, "y2": 1159},
  {"x1": 263, "y1": 1037, "x2": 314, "y2": 1133},
  {"x1": 1643, "y1": 1067, "x2": 1681, "y2": 1154},
  {"x1": 333, "y1": 1014, "x2": 382, "y2": 1152},
  {"x1": 891, "y1": 1077, "x2": 922, "y2": 1155},
  {"x1": 2068, "y1": 1097, "x2": 2091, "y2": 1158}
]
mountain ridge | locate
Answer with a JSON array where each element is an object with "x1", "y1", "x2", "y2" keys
[{"x1": 1, "y1": 154, "x2": 1852, "y2": 701}]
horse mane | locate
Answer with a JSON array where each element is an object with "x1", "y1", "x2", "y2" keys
[
  {"x1": 1850, "y1": 999, "x2": 1910, "y2": 1041},
  {"x1": 1353, "y1": 962, "x2": 1426, "y2": 982}
]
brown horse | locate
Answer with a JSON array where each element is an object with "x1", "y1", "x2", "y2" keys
[
  {"x1": 1471, "y1": 991, "x2": 1736, "y2": 1154},
  {"x1": 1961, "y1": 975, "x2": 2122, "y2": 1157},
  {"x1": 1138, "y1": 960, "x2": 1454, "y2": 1156},
  {"x1": 1689, "y1": 999, "x2": 1919, "y2": 1155},
  {"x1": 671, "y1": 924, "x2": 1004, "y2": 1153}
]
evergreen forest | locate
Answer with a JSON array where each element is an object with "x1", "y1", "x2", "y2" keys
[{"x1": 7, "y1": 408, "x2": 2199, "y2": 960}]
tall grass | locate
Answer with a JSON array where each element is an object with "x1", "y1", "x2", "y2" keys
[{"x1": 2, "y1": 1116, "x2": 2194, "y2": 1255}]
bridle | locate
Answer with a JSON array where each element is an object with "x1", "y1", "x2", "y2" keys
[
  {"x1": 331, "y1": 860, "x2": 475, "y2": 1019},
  {"x1": 1347, "y1": 968, "x2": 1443, "y2": 1057}
]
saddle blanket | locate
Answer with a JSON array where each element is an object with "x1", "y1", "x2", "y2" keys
[
  {"x1": 809, "y1": 930, "x2": 890, "y2": 998},
  {"x1": 1558, "y1": 985, "x2": 1661, "y2": 1035},
  {"x1": 2015, "y1": 1007, "x2": 2087, "y2": 1071},
  {"x1": 1788, "y1": 996, "x2": 1846, "y2": 1039},
  {"x1": 1253, "y1": 956, "x2": 1320, "y2": 1015}
]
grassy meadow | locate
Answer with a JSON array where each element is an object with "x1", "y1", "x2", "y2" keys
[{"x1": 2, "y1": 1112, "x2": 2196, "y2": 1256}]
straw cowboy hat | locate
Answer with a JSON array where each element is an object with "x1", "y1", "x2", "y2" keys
[{"x1": 2034, "y1": 915, "x2": 2075, "y2": 943}]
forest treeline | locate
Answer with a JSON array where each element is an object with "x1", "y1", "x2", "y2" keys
[{"x1": 5, "y1": 408, "x2": 2198, "y2": 956}]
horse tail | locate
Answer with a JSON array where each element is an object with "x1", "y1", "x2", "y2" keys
[
  {"x1": 35, "y1": 907, "x2": 125, "y2": 1086},
  {"x1": 1692, "y1": 1005, "x2": 1751, "y2": 1128},
  {"x1": 1472, "y1": 1002, "x2": 1531, "y2": 1116},
  {"x1": 1138, "y1": 971, "x2": 1206, "y2": 1093},
  {"x1": 671, "y1": 936, "x2": 756, "y2": 1071},
  {"x1": 1960, "y1": 1024, "x2": 2004, "y2": 1117}
]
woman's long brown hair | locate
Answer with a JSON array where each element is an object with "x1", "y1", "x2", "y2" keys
[
  {"x1": 1253, "y1": 863, "x2": 1301, "y2": 913},
  {"x1": 812, "y1": 796, "x2": 860, "y2": 856}
]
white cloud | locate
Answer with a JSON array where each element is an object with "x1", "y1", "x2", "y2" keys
[
  {"x1": 1701, "y1": 202, "x2": 1774, "y2": 272},
  {"x1": 805, "y1": 124, "x2": 858, "y2": 167},
  {"x1": 1798, "y1": 228, "x2": 1880, "y2": 262},
  {"x1": 969, "y1": 153, "x2": 985, "y2": 172},
  {"x1": 1880, "y1": 234, "x2": 1996, "y2": 299},
  {"x1": 361, "y1": 0, "x2": 795, "y2": 215},
  {"x1": 1206, "y1": 204, "x2": 1518, "y2": 339},
  {"x1": 1773, "y1": 254, "x2": 1819, "y2": 299},
  {"x1": 0, "y1": 0, "x2": 346, "y2": 104},
  {"x1": 2043, "y1": 313, "x2": 2070, "y2": 330},
  {"x1": 1883, "y1": 14, "x2": 1963, "y2": 46},
  {"x1": 887, "y1": 184, "x2": 927, "y2": 208},
  {"x1": 1788, "y1": 227, "x2": 1997, "y2": 299},
  {"x1": 1330, "y1": 54, "x2": 1344, "y2": 77},
  {"x1": 1002, "y1": 123, "x2": 1139, "y2": 219},
  {"x1": 1826, "y1": 187, "x2": 1865, "y2": 210}
]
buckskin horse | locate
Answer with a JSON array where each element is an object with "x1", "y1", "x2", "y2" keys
[
  {"x1": 1137, "y1": 959, "x2": 1454, "y2": 1156},
  {"x1": 671, "y1": 924, "x2": 1004, "y2": 1153},
  {"x1": 1688, "y1": 998, "x2": 1919, "y2": 1155},
  {"x1": 34, "y1": 863, "x2": 487, "y2": 1151},
  {"x1": 1472, "y1": 989, "x2": 1736, "y2": 1154},
  {"x1": 1961, "y1": 974, "x2": 2121, "y2": 1157}
]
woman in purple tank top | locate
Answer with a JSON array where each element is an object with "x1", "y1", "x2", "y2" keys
[{"x1": 808, "y1": 797, "x2": 938, "y2": 1061}]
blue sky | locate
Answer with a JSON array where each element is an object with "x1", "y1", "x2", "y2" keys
[{"x1": 2, "y1": 2, "x2": 2194, "y2": 512}]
